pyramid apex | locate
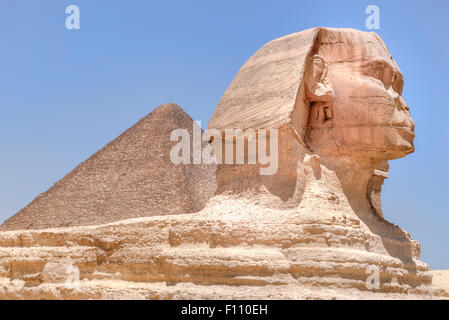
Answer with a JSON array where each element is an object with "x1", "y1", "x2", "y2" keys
[{"x1": 153, "y1": 103, "x2": 184, "y2": 114}]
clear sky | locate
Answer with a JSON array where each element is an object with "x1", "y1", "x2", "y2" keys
[{"x1": 0, "y1": 0, "x2": 448, "y2": 268}]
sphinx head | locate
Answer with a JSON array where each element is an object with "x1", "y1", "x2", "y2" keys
[
  {"x1": 208, "y1": 28, "x2": 415, "y2": 203},
  {"x1": 304, "y1": 28, "x2": 414, "y2": 160}
]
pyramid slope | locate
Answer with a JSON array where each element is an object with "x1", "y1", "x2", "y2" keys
[{"x1": 0, "y1": 103, "x2": 216, "y2": 231}]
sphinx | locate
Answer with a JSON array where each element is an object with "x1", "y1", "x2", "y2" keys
[
  {"x1": 201, "y1": 27, "x2": 432, "y2": 297},
  {"x1": 0, "y1": 28, "x2": 437, "y2": 299}
]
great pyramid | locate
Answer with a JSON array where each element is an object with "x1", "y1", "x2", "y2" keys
[{"x1": 0, "y1": 103, "x2": 216, "y2": 230}]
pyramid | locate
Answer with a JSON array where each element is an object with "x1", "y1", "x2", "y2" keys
[{"x1": 0, "y1": 103, "x2": 216, "y2": 230}]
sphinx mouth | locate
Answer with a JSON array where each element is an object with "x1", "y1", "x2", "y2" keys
[
  {"x1": 394, "y1": 126, "x2": 415, "y2": 141},
  {"x1": 392, "y1": 125, "x2": 414, "y2": 131}
]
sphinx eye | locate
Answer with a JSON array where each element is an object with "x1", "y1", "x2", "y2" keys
[
  {"x1": 371, "y1": 64, "x2": 384, "y2": 80},
  {"x1": 365, "y1": 61, "x2": 393, "y2": 87}
]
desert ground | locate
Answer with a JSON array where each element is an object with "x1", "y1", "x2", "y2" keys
[{"x1": 431, "y1": 270, "x2": 449, "y2": 297}]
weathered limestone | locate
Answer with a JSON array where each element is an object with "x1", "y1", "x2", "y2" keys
[
  {"x1": 0, "y1": 27, "x2": 442, "y2": 299},
  {"x1": 0, "y1": 204, "x2": 437, "y2": 299},
  {"x1": 1, "y1": 103, "x2": 216, "y2": 231}
]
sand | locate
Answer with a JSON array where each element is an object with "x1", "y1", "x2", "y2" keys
[{"x1": 431, "y1": 270, "x2": 449, "y2": 298}]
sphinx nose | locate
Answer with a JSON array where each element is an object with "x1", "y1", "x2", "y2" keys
[
  {"x1": 408, "y1": 114, "x2": 415, "y2": 131},
  {"x1": 393, "y1": 96, "x2": 414, "y2": 130}
]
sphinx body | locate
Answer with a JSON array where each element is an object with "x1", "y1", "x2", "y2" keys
[
  {"x1": 0, "y1": 28, "x2": 438, "y2": 299},
  {"x1": 199, "y1": 27, "x2": 432, "y2": 297}
]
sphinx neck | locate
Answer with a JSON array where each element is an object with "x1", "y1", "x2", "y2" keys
[{"x1": 315, "y1": 155, "x2": 380, "y2": 215}]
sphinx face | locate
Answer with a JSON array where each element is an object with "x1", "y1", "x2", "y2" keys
[{"x1": 307, "y1": 31, "x2": 415, "y2": 160}]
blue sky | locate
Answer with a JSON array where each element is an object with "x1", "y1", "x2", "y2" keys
[{"x1": 0, "y1": 0, "x2": 448, "y2": 268}]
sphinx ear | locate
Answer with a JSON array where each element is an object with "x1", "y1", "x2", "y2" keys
[{"x1": 304, "y1": 55, "x2": 333, "y2": 102}]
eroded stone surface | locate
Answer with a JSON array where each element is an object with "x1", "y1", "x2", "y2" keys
[
  {"x1": 0, "y1": 201, "x2": 438, "y2": 299},
  {"x1": 0, "y1": 27, "x2": 442, "y2": 300}
]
